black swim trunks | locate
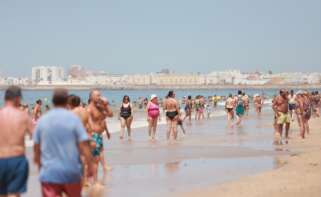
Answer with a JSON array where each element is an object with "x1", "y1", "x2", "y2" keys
[{"x1": 166, "y1": 111, "x2": 178, "y2": 120}]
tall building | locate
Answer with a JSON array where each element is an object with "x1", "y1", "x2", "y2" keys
[{"x1": 32, "y1": 66, "x2": 65, "y2": 84}]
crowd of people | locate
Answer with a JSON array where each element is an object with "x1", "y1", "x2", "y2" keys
[{"x1": 0, "y1": 85, "x2": 320, "y2": 197}]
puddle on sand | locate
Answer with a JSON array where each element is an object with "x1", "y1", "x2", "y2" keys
[{"x1": 92, "y1": 156, "x2": 278, "y2": 197}]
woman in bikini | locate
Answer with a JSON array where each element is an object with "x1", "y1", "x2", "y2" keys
[
  {"x1": 147, "y1": 94, "x2": 160, "y2": 141},
  {"x1": 119, "y1": 95, "x2": 133, "y2": 140},
  {"x1": 164, "y1": 90, "x2": 180, "y2": 141}
]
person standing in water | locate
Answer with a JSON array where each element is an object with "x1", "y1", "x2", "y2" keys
[
  {"x1": 225, "y1": 94, "x2": 235, "y2": 128},
  {"x1": 87, "y1": 89, "x2": 113, "y2": 182},
  {"x1": 164, "y1": 91, "x2": 180, "y2": 141},
  {"x1": 147, "y1": 95, "x2": 160, "y2": 141},
  {"x1": 235, "y1": 90, "x2": 245, "y2": 126},
  {"x1": 242, "y1": 93, "x2": 250, "y2": 116},
  {"x1": 33, "y1": 99, "x2": 42, "y2": 122},
  {"x1": 272, "y1": 89, "x2": 290, "y2": 144},
  {"x1": 119, "y1": 95, "x2": 133, "y2": 141},
  {"x1": 0, "y1": 86, "x2": 34, "y2": 197}
]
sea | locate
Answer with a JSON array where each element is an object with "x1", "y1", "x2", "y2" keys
[{"x1": 1, "y1": 88, "x2": 319, "y2": 106}]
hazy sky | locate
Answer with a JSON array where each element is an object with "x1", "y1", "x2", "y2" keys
[{"x1": 0, "y1": 0, "x2": 320, "y2": 76}]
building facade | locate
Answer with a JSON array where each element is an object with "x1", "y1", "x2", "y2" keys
[{"x1": 32, "y1": 66, "x2": 65, "y2": 84}]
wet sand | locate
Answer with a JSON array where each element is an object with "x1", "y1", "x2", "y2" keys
[
  {"x1": 175, "y1": 117, "x2": 321, "y2": 197},
  {"x1": 24, "y1": 109, "x2": 291, "y2": 197}
]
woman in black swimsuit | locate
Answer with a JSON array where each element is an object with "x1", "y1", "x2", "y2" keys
[
  {"x1": 164, "y1": 90, "x2": 180, "y2": 140},
  {"x1": 119, "y1": 95, "x2": 133, "y2": 140}
]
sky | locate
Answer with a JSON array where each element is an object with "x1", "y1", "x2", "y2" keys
[{"x1": 0, "y1": 0, "x2": 320, "y2": 76}]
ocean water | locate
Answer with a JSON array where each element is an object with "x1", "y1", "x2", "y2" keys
[{"x1": 1, "y1": 88, "x2": 318, "y2": 106}]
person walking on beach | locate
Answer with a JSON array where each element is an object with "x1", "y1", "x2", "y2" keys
[
  {"x1": 225, "y1": 94, "x2": 235, "y2": 128},
  {"x1": 68, "y1": 95, "x2": 93, "y2": 186},
  {"x1": 0, "y1": 86, "x2": 34, "y2": 197},
  {"x1": 87, "y1": 90, "x2": 113, "y2": 182},
  {"x1": 119, "y1": 95, "x2": 133, "y2": 141},
  {"x1": 147, "y1": 94, "x2": 160, "y2": 141},
  {"x1": 288, "y1": 90, "x2": 296, "y2": 121},
  {"x1": 33, "y1": 88, "x2": 94, "y2": 197},
  {"x1": 32, "y1": 99, "x2": 42, "y2": 122},
  {"x1": 272, "y1": 89, "x2": 290, "y2": 144},
  {"x1": 295, "y1": 91, "x2": 309, "y2": 139},
  {"x1": 164, "y1": 91, "x2": 180, "y2": 141},
  {"x1": 253, "y1": 94, "x2": 263, "y2": 115},
  {"x1": 311, "y1": 91, "x2": 320, "y2": 117},
  {"x1": 183, "y1": 95, "x2": 193, "y2": 124}
]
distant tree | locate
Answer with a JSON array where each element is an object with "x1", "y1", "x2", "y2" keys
[{"x1": 268, "y1": 70, "x2": 273, "y2": 75}]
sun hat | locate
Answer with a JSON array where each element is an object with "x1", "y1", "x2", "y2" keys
[{"x1": 150, "y1": 94, "x2": 157, "y2": 101}]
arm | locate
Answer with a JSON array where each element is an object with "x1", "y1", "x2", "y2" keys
[
  {"x1": 25, "y1": 113, "x2": 35, "y2": 138},
  {"x1": 33, "y1": 144, "x2": 41, "y2": 170},
  {"x1": 272, "y1": 98, "x2": 279, "y2": 115},
  {"x1": 33, "y1": 123, "x2": 41, "y2": 170}
]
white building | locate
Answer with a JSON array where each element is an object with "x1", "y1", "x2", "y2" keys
[{"x1": 32, "y1": 66, "x2": 65, "y2": 84}]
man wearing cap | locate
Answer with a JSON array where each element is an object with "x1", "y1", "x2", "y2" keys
[
  {"x1": 272, "y1": 89, "x2": 291, "y2": 144},
  {"x1": 0, "y1": 86, "x2": 34, "y2": 197}
]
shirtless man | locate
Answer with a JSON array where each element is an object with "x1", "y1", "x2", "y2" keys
[
  {"x1": 272, "y1": 89, "x2": 290, "y2": 144},
  {"x1": 242, "y1": 93, "x2": 250, "y2": 116},
  {"x1": 87, "y1": 89, "x2": 113, "y2": 182},
  {"x1": 32, "y1": 99, "x2": 42, "y2": 122},
  {"x1": 68, "y1": 95, "x2": 93, "y2": 186},
  {"x1": 68, "y1": 95, "x2": 91, "y2": 135},
  {"x1": 253, "y1": 94, "x2": 263, "y2": 115},
  {"x1": 0, "y1": 86, "x2": 34, "y2": 197},
  {"x1": 164, "y1": 90, "x2": 180, "y2": 141}
]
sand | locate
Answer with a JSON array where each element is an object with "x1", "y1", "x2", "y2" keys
[{"x1": 175, "y1": 117, "x2": 321, "y2": 197}]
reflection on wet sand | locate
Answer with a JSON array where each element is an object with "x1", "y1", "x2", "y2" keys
[{"x1": 25, "y1": 110, "x2": 292, "y2": 197}]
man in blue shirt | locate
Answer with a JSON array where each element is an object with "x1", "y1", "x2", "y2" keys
[{"x1": 33, "y1": 88, "x2": 93, "y2": 197}]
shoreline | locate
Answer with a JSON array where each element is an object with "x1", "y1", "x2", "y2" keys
[
  {"x1": 1, "y1": 84, "x2": 321, "y2": 91},
  {"x1": 175, "y1": 117, "x2": 321, "y2": 197}
]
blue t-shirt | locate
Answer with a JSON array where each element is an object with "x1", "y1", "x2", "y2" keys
[{"x1": 33, "y1": 108, "x2": 89, "y2": 184}]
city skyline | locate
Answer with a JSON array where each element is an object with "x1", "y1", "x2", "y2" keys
[{"x1": 1, "y1": 0, "x2": 321, "y2": 76}]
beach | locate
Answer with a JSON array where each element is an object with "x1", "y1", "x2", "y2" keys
[
  {"x1": 175, "y1": 117, "x2": 321, "y2": 197},
  {"x1": 22, "y1": 107, "x2": 301, "y2": 197}
]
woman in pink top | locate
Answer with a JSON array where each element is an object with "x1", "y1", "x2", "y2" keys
[{"x1": 147, "y1": 94, "x2": 160, "y2": 141}]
